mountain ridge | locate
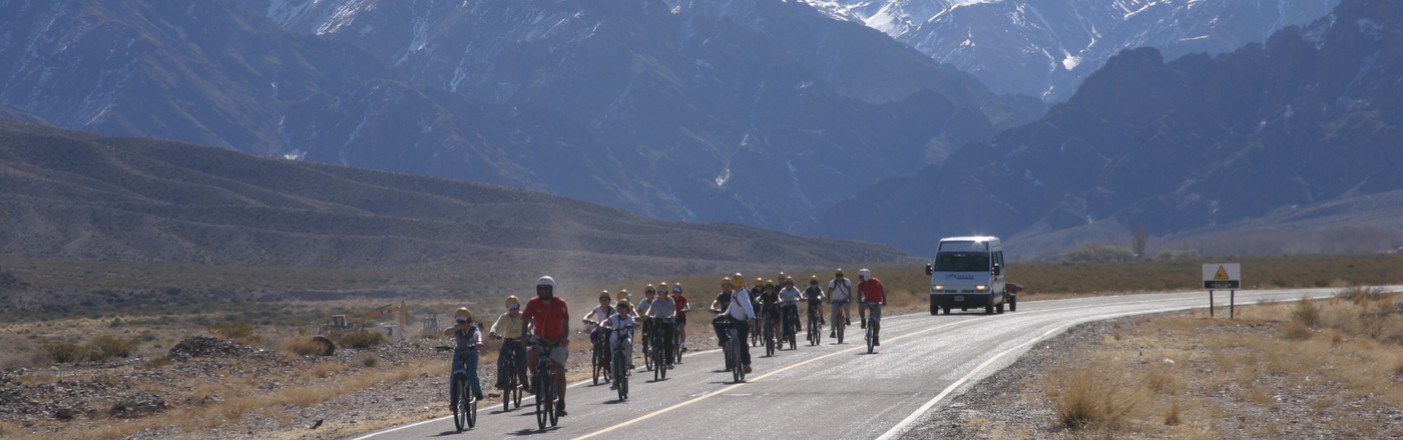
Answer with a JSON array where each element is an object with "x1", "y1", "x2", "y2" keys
[{"x1": 0, "y1": 118, "x2": 915, "y2": 268}]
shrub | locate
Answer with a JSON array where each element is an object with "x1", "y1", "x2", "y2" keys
[
  {"x1": 1291, "y1": 297, "x2": 1321, "y2": 328},
  {"x1": 1047, "y1": 358, "x2": 1143, "y2": 430},
  {"x1": 87, "y1": 334, "x2": 139, "y2": 360},
  {"x1": 43, "y1": 341, "x2": 85, "y2": 364},
  {"x1": 337, "y1": 331, "x2": 385, "y2": 349},
  {"x1": 1061, "y1": 244, "x2": 1136, "y2": 263},
  {"x1": 1281, "y1": 321, "x2": 1313, "y2": 341},
  {"x1": 210, "y1": 322, "x2": 260, "y2": 346},
  {"x1": 43, "y1": 334, "x2": 140, "y2": 363},
  {"x1": 282, "y1": 338, "x2": 330, "y2": 357},
  {"x1": 362, "y1": 353, "x2": 379, "y2": 368}
]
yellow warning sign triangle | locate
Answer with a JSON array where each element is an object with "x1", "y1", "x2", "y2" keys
[{"x1": 1214, "y1": 266, "x2": 1230, "y2": 280}]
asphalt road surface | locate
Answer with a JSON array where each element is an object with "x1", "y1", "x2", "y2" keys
[{"x1": 351, "y1": 287, "x2": 1398, "y2": 440}]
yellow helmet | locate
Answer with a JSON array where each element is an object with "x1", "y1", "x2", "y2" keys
[
  {"x1": 505, "y1": 295, "x2": 520, "y2": 307},
  {"x1": 616, "y1": 290, "x2": 630, "y2": 301},
  {"x1": 616, "y1": 299, "x2": 632, "y2": 309},
  {"x1": 659, "y1": 282, "x2": 669, "y2": 291},
  {"x1": 732, "y1": 273, "x2": 745, "y2": 287},
  {"x1": 454, "y1": 307, "x2": 474, "y2": 322}
]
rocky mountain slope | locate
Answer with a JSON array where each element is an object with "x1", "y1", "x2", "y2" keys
[
  {"x1": 824, "y1": 0, "x2": 1403, "y2": 257},
  {"x1": 812, "y1": 0, "x2": 1339, "y2": 101},
  {"x1": 0, "y1": 0, "x2": 1032, "y2": 236},
  {"x1": 0, "y1": 118, "x2": 913, "y2": 267}
]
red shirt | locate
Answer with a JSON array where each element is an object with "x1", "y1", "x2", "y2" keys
[
  {"x1": 858, "y1": 278, "x2": 885, "y2": 303},
  {"x1": 673, "y1": 294, "x2": 689, "y2": 318},
  {"x1": 522, "y1": 296, "x2": 570, "y2": 340}
]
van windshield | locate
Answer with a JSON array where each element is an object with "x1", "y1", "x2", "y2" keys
[{"x1": 935, "y1": 252, "x2": 990, "y2": 272}]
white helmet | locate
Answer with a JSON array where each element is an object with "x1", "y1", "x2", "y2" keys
[
  {"x1": 858, "y1": 268, "x2": 871, "y2": 280},
  {"x1": 536, "y1": 276, "x2": 556, "y2": 288}
]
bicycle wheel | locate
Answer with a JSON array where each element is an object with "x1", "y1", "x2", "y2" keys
[
  {"x1": 534, "y1": 369, "x2": 549, "y2": 430},
  {"x1": 614, "y1": 351, "x2": 628, "y2": 401},
  {"x1": 866, "y1": 322, "x2": 875, "y2": 354},
  {"x1": 591, "y1": 344, "x2": 601, "y2": 385},
  {"x1": 764, "y1": 327, "x2": 774, "y2": 357},
  {"x1": 547, "y1": 373, "x2": 559, "y2": 427},
  {"x1": 830, "y1": 318, "x2": 841, "y2": 346},
  {"x1": 468, "y1": 386, "x2": 478, "y2": 428},
  {"x1": 653, "y1": 344, "x2": 664, "y2": 381},
  {"x1": 731, "y1": 340, "x2": 745, "y2": 383},
  {"x1": 453, "y1": 373, "x2": 468, "y2": 432},
  {"x1": 643, "y1": 340, "x2": 654, "y2": 371},
  {"x1": 503, "y1": 371, "x2": 511, "y2": 413},
  {"x1": 512, "y1": 381, "x2": 522, "y2": 409}
]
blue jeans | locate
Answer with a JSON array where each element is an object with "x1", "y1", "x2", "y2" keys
[{"x1": 450, "y1": 350, "x2": 482, "y2": 406}]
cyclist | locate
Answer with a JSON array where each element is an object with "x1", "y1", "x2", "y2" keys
[
  {"x1": 648, "y1": 283, "x2": 678, "y2": 369},
  {"x1": 616, "y1": 290, "x2": 634, "y2": 316},
  {"x1": 828, "y1": 269, "x2": 853, "y2": 338},
  {"x1": 523, "y1": 276, "x2": 570, "y2": 416},
  {"x1": 759, "y1": 279, "x2": 780, "y2": 345},
  {"x1": 709, "y1": 277, "x2": 735, "y2": 356},
  {"x1": 719, "y1": 273, "x2": 757, "y2": 374},
  {"x1": 489, "y1": 296, "x2": 528, "y2": 393},
  {"x1": 804, "y1": 275, "x2": 825, "y2": 327},
  {"x1": 857, "y1": 268, "x2": 887, "y2": 346},
  {"x1": 777, "y1": 277, "x2": 802, "y2": 339},
  {"x1": 671, "y1": 283, "x2": 691, "y2": 354},
  {"x1": 638, "y1": 286, "x2": 656, "y2": 360},
  {"x1": 582, "y1": 291, "x2": 614, "y2": 376},
  {"x1": 602, "y1": 299, "x2": 639, "y2": 390},
  {"x1": 443, "y1": 307, "x2": 484, "y2": 412}
]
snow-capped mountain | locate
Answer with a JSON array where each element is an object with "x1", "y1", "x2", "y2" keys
[
  {"x1": 245, "y1": 0, "x2": 1030, "y2": 230},
  {"x1": 825, "y1": 0, "x2": 1403, "y2": 257},
  {"x1": 815, "y1": 0, "x2": 1339, "y2": 101}
]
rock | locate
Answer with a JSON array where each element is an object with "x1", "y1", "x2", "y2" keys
[{"x1": 167, "y1": 336, "x2": 255, "y2": 361}]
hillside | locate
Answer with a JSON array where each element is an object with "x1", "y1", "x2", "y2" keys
[
  {"x1": 0, "y1": 118, "x2": 914, "y2": 268},
  {"x1": 823, "y1": 0, "x2": 1403, "y2": 258}
]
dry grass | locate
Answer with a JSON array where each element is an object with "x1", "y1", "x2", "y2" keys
[
  {"x1": 280, "y1": 336, "x2": 329, "y2": 357},
  {"x1": 1034, "y1": 288, "x2": 1403, "y2": 438},
  {"x1": 1045, "y1": 355, "x2": 1146, "y2": 431}
]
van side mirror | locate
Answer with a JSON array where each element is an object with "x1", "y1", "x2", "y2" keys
[
  {"x1": 992, "y1": 263, "x2": 1001, "y2": 276},
  {"x1": 924, "y1": 263, "x2": 933, "y2": 276}
]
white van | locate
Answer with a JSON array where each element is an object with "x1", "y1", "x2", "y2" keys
[{"x1": 923, "y1": 236, "x2": 1014, "y2": 315}]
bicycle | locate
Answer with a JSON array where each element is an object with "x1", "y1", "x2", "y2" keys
[
  {"x1": 863, "y1": 302, "x2": 878, "y2": 354},
  {"x1": 672, "y1": 319, "x2": 685, "y2": 365},
  {"x1": 611, "y1": 327, "x2": 632, "y2": 401},
  {"x1": 590, "y1": 329, "x2": 610, "y2": 386},
  {"x1": 641, "y1": 318, "x2": 654, "y2": 372},
  {"x1": 451, "y1": 353, "x2": 478, "y2": 432},
  {"x1": 806, "y1": 303, "x2": 823, "y2": 346},
  {"x1": 650, "y1": 319, "x2": 670, "y2": 381},
  {"x1": 781, "y1": 305, "x2": 798, "y2": 350},
  {"x1": 762, "y1": 312, "x2": 776, "y2": 357},
  {"x1": 832, "y1": 300, "x2": 849, "y2": 344},
  {"x1": 719, "y1": 317, "x2": 746, "y2": 383},
  {"x1": 499, "y1": 339, "x2": 524, "y2": 412},
  {"x1": 533, "y1": 342, "x2": 560, "y2": 430}
]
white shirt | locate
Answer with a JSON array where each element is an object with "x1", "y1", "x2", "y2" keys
[
  {"x1": 726, "y1": 288, "x2": 756, "y2": 321},
  {"x1": 828, "y1": 278, "x2": 852, "y2": 302}
]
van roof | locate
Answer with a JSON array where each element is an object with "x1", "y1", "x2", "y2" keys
[{"x1": 939, "y1": 236, "x2": 1000, "y2": 243}]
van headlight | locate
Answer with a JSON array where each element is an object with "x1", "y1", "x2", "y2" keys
[
  {"x1": 933, "y1": 284, "x2": 945, "y2": 292},
  {"x1": 976, "y1": 285, "x2": 987, "y2": 292}
]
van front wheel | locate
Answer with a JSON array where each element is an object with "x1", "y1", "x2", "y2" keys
[
  {"x1": 1009, "y1": 295, "x2": 1017, "y2": 312},
  {"x1": 985, "y1": 303, "x2": 994, "y2": 314},
  {"x1": 930, "y1": 300, "x2": 938, "y2": 315}
]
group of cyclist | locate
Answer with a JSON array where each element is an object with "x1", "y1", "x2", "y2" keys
[{"x1": 444, "y1": 269, "x2": 886, "y2": 424}]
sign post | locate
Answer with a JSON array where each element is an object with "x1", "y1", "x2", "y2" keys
[{"x1": 1203, "y1": 263, "x2": 1242, "y2": 319}]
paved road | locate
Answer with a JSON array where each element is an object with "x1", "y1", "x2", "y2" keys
[{"x1": 351, "y1": 287, "x2": 1397, "y2": 440}]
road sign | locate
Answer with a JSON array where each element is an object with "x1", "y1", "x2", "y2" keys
[{"x1": 1202, "y1": 263, "x2": 1241, "y2": 289}]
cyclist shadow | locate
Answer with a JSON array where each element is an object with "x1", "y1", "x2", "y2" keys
[{"x1": 510, "y1": 428, "x2": 559, "y2": 436}]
